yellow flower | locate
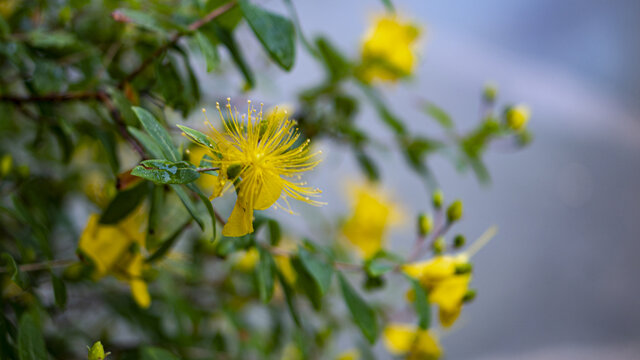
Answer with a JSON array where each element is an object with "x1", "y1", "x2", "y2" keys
[
  {"x1": 198, "y1": 99, "x2": 323, "y2": 237},
  {"x1": 383, "y1": 323, "x2": 442, "y2": 359},
  {"x1": 78, "y1": 210, "x2": 151, "y2": 308},
  {"x1": 342, "y1": 183, "x2": 403, "y2": 259},
  {"x1": 360, "y1": 14, "x2": 422, "y2": 83},
  {"x1": 232, "y1": 247, "x2": 260, "y2": 272},
  {"x1": 336, "y1": 349, "x2": 360, "y2": 360},
  {"x1": 402, "y1": 255, "x2": 470, "y2": 328}
]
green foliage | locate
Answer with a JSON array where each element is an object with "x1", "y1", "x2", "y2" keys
[{"x1": 0, "y1": 1, "x2": 530, "y2": 359}]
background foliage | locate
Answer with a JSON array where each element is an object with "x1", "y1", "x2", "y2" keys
[{"x1": 0, "y1": 0, "x2": 530, "y2": 359}]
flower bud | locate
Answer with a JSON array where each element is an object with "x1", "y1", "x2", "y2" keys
[
  {"x1": 432, "y1": 189, "x2": 444, "y2": 210},
  {"x1": 453, "y1": 234, "x2": 466, "y2": 248},
  {"x1": 446, "y1": 200, "x2": 463, "y2": 223},
  {"x1": 88, "y1": 341, "x2": 110, "y2": 360},
  {"x1": 505, "y1": 104, "x2": 530, "y2": 132},
  {"x1": 462, "y1": 289, "x2": 477, "y2": 303},
  {"x1": 483, "y1": 83, "x2": 498, "y2": 103},
  {"x1": 417, "y1": 213, "x2": 433, "y2": 236},
  {"x1": 0, "y1": 154, "x2": 12, "y2": 177},
  {"x1": 432, "y1": 236, "x2": 445, "y2": 254},
  {"x1": 454, "y1": 262, "x2": 473, "y2": 274}
]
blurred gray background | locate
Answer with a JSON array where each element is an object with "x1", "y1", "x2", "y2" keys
[{"x1": 195, "y1": 0, "x2": 640, "y2": 358}]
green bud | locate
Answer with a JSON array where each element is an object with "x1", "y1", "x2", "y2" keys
[
  {"x1": 462, "y1": 289, "x2": 477, "y2": 303},
  {"x1": 432, "y1": 236, "x2": 445, "y2": 254},
  {"x1": 88, "y1": 341, "x2": 110, "y2": 360},
  {"x1": 516, "y1": 129, "x2": 533, "y2": 147},
  {"x1": 505, "y1": 104, "x2": 530, "y2": 132},
  {"x1": 226, "y1": 164, "x2": 242, "y2": 180},
  {"x1": 432, "y1": 189, "x2": 444, "y2": 210},
  {"x1": 363, "y1": 273, "x2": 385, "y2": 290},
  {"x1": 483, "y1": 83, "x2": 498, "y2": 103},
  {"x1": 417, "y1": 213, "x2": 433, "y2": 236},
  {"x1": 454, "y1": 262, "x2": 473, "y2": 274},
  {"x1": 453, "y1": 234, "x2": 466, "y2": 248},
  {"x1": 446, "y1": 200, "x2": 463, "y2": 223},
  {"x1": 0, "y1": 154, "x2": 12, "y2": 177}
]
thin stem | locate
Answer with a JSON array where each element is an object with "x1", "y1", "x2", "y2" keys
[
  {"x1": 117, "y1": 1, "x2": 237, "y2": 87},
  {"x1": 96, "y1": 91, "x2": 147, "y2": 158},
  {"x1": 0, "y1": 259, "x2": 76, "y2": 273},
  {"x1": 196, "y1": 167, "x2": 220, "y2": 172}
]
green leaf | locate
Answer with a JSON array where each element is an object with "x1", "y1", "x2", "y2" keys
[
  {"x1": 107, "y1": 87, "x2": 138, "y2": 127},
  {"x1": 176, "y1": 125, "x2": 215, "y2": 150},
  {"x1": 410, "y1": 278, "x2": 431, "y2": 329},
  {"x1": 315, "y1": 37, "x2": 350, "y2": 82},
  {"x1": 51, "y1": 273, "x2": 67, "y2": 308},
  {"x1": 132, "y1": 160, "x2": 200, "y2": 185},
  {"x1": 298, "y1": 246, "x2": 333, "y2": 295},
  {"x1": 211, "y1": 24, "x2": 255, "y2": 88},
  {"x1": 424, "y1": 102, "x2": 453, "y2": 130},
  {"x1": 291, "y1": 257, "x2": 322, "y2": 310},
  {"x1": 140, "y1": 346, "x2": 180, "y2": 360},
  {"x1": 100, "y1": 181, "x2": 149, "y2": 224},
  {"x1": 18, "y1": 313, "x2": 47, "y2": 360},
  {"x1": 355, "y1": 149, "x2": 379, "y2": 182},
  {"x1": 256, "y1": 247, "x2": 275, "y2": 303},
  {"x1": 239, "y1": 0, "x2": 296, "y2": 70},
  {"x1": 114, "y1": 9, "x2": 168, "y2": 34},
  {"x1": 267, "y1": 219, "x2": 281, "y2": 246},
  {"x1": 1, "y1": 252, "x2": 24, "y2": 288},
  {"x1": 381, "y1": 0, "x2": 395, "y2": 12},
  {"x1": 146, "y1": 217, "x2": 190, "y2": 263},
  {"x1": 195, "y1": 31, "x2": 219, "y2": 72},
  {"x1": 27, "y1": 30, "x2": 79, "y2": 50},
  {"x1": 364, "y1": 259, "x2": 394, "y2": 277},
  {"x1": 170, "y1": 185, "x2": 205, "y2": 230},
  {"x1": 132, "y1": 106, "x2": 179, "y2": 161},
  {"x1": 186, "y1": 183, "x2": 217, "y2": 241},
  {"x1": 128, "y1": 127, "x2": 165, "y2": 159},
  {"x1": 338, "y1": 273, "x2": 379, "y2": 343},
  {"x1": 276, "y1": 267, "x2": 301, "y2": 327}
]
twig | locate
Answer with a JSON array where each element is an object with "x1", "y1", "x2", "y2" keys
[
  {"x1": 0, "y1": 92, "x2": 100, "y2": 103},
  {"x1": 0, "y1": 259, "x2": 76, "y2": 273},
  {"x1": 196, "y1": 167, "x2": 220, "y2": 172},
  {"x1": 95, "y1": 91, "x2": 147, "y2": 158},
  {"x1": 117, "y1": 1, "x2": 237, "y2": 87}
]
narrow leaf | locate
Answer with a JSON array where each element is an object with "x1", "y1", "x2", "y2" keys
[
  {"x1": 128, "y1": 127, "x2": 164, "y2": 159},
  {"x1": 195, "y1": 31, "x2": 219, "y2": 72},
  {"x1": 51, "y1": 273, "x2": 67, "y2": 308},
  {"x1": 17, "y1": 313, "x2": 47, "y2": 360},
  {"x1": 176, "y1": 124, "x2": 215, "y2": 149},
  {"x1": 100, "y1": 181, "x2": 149, "y2": 224},
  {"x1": 239, "y1": 0, "x2": 296, "y2": 70},
  {"x1": 424, "y1": 102, "x2": 453, "y2": 129},
  {"x1": 140, "y1": 346, "x2": 180, "y2": 360},
  {"x1": 256, "y1": 247, "x2": 275, "y2": 303},
  {"x1": 298, "y1": 247, "x2": 333, "y2": 295},
  {"x1": 171, "y1": 185, "x2": 205, "y2": 230},
  {"x1": 277, "y1": 268, "x2": 301, "y2": 327},
  {"x1": 338, "y1": 273, "x2": 379, "y2": 343},
  {"x1": 186, "y1": 183, "x2": 217, "y2": 241},
  {"x1": 132, "y1": 106, "x2": 179, "y2": 161},
  {"x1": 410, "y1": 278, "x2": 431, "y2": 329}
]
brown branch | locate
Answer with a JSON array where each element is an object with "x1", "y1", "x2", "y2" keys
[
  {"x1": 0, "y1": 259, "x2": 76, "y2": 273},
  {"x1": 0, "y1": 92, "x2": 100, "y2": 103},
  {"x1": 118, "y1": 1, "x2": 237, "y2": 87},
  {"x1": 96, "y1": 91, "x2": 147, "y2": 158},
  {"x1": 196, "y1": 167, "x2": 220, "y2": 172}
]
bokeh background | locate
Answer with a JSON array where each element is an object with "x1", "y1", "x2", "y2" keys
[{"x1": 196, "y1": 0, "x2": 640, "y2": 358}]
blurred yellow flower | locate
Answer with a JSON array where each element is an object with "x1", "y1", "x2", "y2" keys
[
  {"x1": 402, "y1": 255, "x2": 470, "y2": 328},
  {"x1": 232, "y1": 247, "x2": 260, "y2": 272},
  {"x1": 383, "y1": 323, "x2": 441, "y2": 359},
  {"x1": 78, "y1": 210, "x2": 151, "y2": 308},
  {"x1": 506, "y1": 104, "x2": 531, "y2": 132},
  {"x1": 360, "y1": 14, "x2": 422, "y2": 83},
  {"x1": 199, "y1": 99, "x2": 323, "y2": 237},
  {"x1": 336, "y1": 349, "x2": 360, "y2": 360},
  {"x1": 342, "y1": 182, "x2": 403, "y2": 259}
]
